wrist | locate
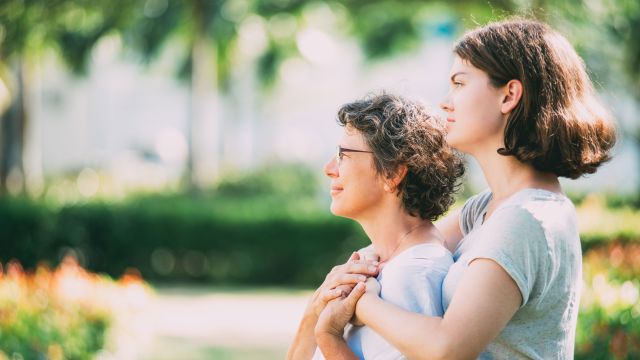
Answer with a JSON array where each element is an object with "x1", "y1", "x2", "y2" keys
[
  {"x1": 315, "y1": 330, "x2": 345, "y2": 347},
  {"x1": 355, "y1": 292, "x2": 379, "y2": 323}
]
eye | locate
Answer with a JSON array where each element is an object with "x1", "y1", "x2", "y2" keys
[
  {"x1": 453, "y1": 81, "x2": 463, "y2": 87},
  {"x1": 338, "y1": 152, "x2": 345, "y2": 160}
]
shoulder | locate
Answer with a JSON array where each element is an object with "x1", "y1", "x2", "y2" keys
[
  {"x1": 460, "y1": 189, "x2": 492, "y2": 235},
  {"x1": 380, "y1": 245, "x2": 452, "y2": 297},
  {"x1": 484, "y1": 189, "x2": 576, "y2": 239}
]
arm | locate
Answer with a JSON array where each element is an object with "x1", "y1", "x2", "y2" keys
[
  {"x1": 355, "y1": 259, "x2": 522, "y2": 360},
  {"x1": 287, "y1": 254, "x2": 379, "y2": 360},
  {"x1": 435, "y1": 207, "x2": 464, "y2": 253},
  {"x1": 286, "y1": 289, "x2": 324, "y2": 360},
  {"x1": 315, "y1": 333, "x2": 360, "y2": 360},
  {"x1": 314, "y1": 283, "x2": 366, "y2": 360}
]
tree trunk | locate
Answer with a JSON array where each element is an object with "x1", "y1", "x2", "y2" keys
[
  {"x1": 186, "y1": 1, "x2": 219, "y2": 192},
  {"x1": 0, "y1": 59, "x2": 27, "y2": 196}
]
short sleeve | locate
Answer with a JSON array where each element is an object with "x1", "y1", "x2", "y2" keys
[
  {"x1": 459, "y1": 190, "x2": 492, "y2": 236},
  {"x1": 466, "y1": 206, "x2": 549, "y2": 307},
  {"x1": 379, "y1": 261, "x2": 448, "y2": 316}
]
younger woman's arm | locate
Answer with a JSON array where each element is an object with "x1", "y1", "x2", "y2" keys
[{"x1": 355, "y1": 258, "x2": 521, "y2": 359}]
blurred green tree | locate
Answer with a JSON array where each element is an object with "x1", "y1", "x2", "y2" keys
[
  {"x1": 2, "y1": 0, "x2": 638, "y2": 196},
  {"x1": 0, "y1": 0, "x2": 138, "y2": 196}
]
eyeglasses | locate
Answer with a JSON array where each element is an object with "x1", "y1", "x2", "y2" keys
[{"x1": 336, "y1": 145, "x2": 373, "y2": 166}]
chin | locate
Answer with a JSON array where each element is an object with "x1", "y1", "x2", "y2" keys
[
  {"x1": 329, "y1": 202, "x2": 354, "y2": 219},
  {"x1": 445, "y1": 135, "x2": 465, "y2": 152}
]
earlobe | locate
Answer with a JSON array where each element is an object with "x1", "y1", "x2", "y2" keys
[
  {"x1": 385, "y1": 165, "x2": 408, "y2": 193},
  {"x1": 501, "y1": 80, "x2": 523, "y2": 114}
]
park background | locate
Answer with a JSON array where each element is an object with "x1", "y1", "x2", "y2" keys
[{"x1": 1, "y1": 0, "x2": 639, "y2": 358}]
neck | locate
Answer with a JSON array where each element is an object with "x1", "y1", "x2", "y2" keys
[
  {"x1": 356, "y1": 200, "x2": 440, "y2": 263},
  {"x1": 472, "y1": 149, "x2": 562, "y2": 200}
]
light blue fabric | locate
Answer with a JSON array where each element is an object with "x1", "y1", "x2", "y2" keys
[
  {"x1": 313, "y1": 243, "x2": 453, "y2": 360},
  {"x1": 442, "y1": 188, "x2": 582, "y2": 360}
]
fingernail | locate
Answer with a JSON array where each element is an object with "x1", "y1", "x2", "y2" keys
[
  {"x1": 359, "y1": 275, "x2": 367, "y2": 282},
  {"x1": 368, "y1": 265, "x2": 377, "y2": 272}
]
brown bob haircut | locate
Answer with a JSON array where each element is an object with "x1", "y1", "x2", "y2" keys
[
  {"x1": 454, "y1": 19, "x2": 616, "y2": 179},
  {"x1": 337, "y1": 93, "x2": 464, "y2": 221}
]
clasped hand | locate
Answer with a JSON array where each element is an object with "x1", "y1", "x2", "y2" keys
[{"x1": 310, "y1": 249, "x2": 383, "y2": 340}]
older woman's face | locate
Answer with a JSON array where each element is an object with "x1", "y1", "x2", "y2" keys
[{"x1": 324, "y1": 127, "x2": 386, "y2": 220}]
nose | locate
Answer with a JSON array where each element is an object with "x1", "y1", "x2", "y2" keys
[
  {"x1": 324, "y1": 155, "x2": 339, "y2": 179},
  {"x1": 440, "y1": 94, "x2": 453, "y2": 113}
]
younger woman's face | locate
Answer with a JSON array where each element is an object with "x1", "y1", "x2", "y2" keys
[{"x1": 440, "y1": 56, "x2": 507, "y2": 155}]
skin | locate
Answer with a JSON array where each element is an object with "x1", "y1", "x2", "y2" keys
[
  {"x1": 288, "y1": 125, "x2": 445, "y2": 359},
  {"x1": 313, "y1": 56, "x2": 564, "y2": 359}
]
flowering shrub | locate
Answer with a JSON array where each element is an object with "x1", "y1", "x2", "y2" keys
[
  {"x1": 576, "y1": 242, "x2": 640, "y2": 359},
  {"x1": 0, "y1": 257, "x2": 152, "y2": 359}
]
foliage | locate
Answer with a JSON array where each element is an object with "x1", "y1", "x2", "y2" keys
[
  {"x1": 0, "y1": 257, "x2": 152, "y2": 359},
  {"x1": 0, "y1": 192, "x2": 368, "y2": 286},
  {"x1": 215, "y1": 162, "x2": 321, "y2": 197},
  {"x1": 576, "y1": 241, "x2": 640, "y2": 359},
  {"x1": 576, "y1": 195, "x2": 640, "y2": 252}
]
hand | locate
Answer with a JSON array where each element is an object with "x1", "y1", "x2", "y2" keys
[
  {"x1": 350, "y1": 277, "x2": 381, "y2": 326},
  {"x1": 306, "y1": 252, "x2": 379, "y2": 319},
  {"x1": 364, "y1": 276, "x2": 381, "y2": 296},
  {"x1": 315, "y1": 282, "x2": 366, "y2": 338}
]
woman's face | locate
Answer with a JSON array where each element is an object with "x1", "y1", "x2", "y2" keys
[
  {"x1": 324, "y1": 127, "x2": 386, "y2": 220},
  {"x1": 440, "y1": 56, "x2": 507, "y2": 155}
]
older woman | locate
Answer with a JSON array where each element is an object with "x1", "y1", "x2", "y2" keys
[{"x1": 287, "y1": 93, "x2": 464, "y2": 359}]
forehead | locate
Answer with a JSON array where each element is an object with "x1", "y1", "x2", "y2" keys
[
  {"x1": 449, "y1": 56, "x2": 483, "y2": 77},
  {"x1": 342, "y1": 125, "x2": 368, "y2": 147}
]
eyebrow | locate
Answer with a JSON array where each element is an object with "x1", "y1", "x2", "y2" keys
[{"x1": 450, "y1": 72, "x2": 467, "y2": 82}]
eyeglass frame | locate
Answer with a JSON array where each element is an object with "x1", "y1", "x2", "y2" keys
[{"x1": 336, "y1": 145, "x2": 373, "y2": 166}]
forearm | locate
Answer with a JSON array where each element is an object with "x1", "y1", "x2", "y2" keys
[
  {"x1": 287, "y1": 312, "x2": 319, "y2": 360},
  {"x1": 315, "y1": 333, "x2": 359, "y2": 360},
  {"x1": 355, "y1": 294, "x2": 454, "y2": 360}
]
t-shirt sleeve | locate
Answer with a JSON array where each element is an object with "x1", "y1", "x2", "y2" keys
[
  {"x1": 379, "y1": 259, "x2": 449, "y2": 316},
  {"x1": 459, "y1": 189, "x2": 492, "y2": 236},
  {"x1": 465, "y1": 206, "x2": 549, "y2": 307}
]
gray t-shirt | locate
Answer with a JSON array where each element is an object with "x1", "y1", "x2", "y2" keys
[{"x1": 442, "y1": 189, "x2": 581, "y2": 360}]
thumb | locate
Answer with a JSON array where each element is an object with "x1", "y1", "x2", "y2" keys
[
  {"x1": 349, "y1": 251, "x2": 361, "y2": 262},
  {"x1": 345, "y1": 282, "x2": 366, "y2": 305}
]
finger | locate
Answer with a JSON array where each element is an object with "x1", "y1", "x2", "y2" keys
[
  {"x1": 345, "y1": 262, "x2": 379, "y2": 276},
  {"x1": 345, "y1": 282, "x2": 366, "y2": 306},
  {"x1": 364, "y1": 277, "x2": 381, "y2": 296},
  {"x1": 321, "y1": 288, "x2": 345, "y2": 303},
  {"x1": 363, "y1": 252, "x2": 380, "y2": 262},
  {"x1": 330, "y1": 273, "x2": 367, "y2": 288},
  {"x1": 334, "y1": 284, "x2": 354, "y2": 296},
  {"x1": 348, "y1": 251, "x2": 361, "y2": 262}
]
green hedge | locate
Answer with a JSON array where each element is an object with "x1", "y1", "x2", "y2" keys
[
  {"x1": 0, "y1": 195, "x2": 368, "y2": 286},
  {"x1": 1, "y1": 172, "x2": 639, "y2": 287}
]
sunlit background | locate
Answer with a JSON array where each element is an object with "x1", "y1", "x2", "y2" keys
[{"x1": 1, "y1": 0, "x2": 639, "y2": 359}]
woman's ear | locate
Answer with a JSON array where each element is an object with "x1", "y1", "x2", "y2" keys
[
  {"x1": 500, "y1": 79, "x2": 523, "y2": 114},
  {"x1": 385, "y1": 165, "x2": 408, "y2": 192}
]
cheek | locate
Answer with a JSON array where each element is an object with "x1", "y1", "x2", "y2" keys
[{"x1": 330, "y1": 175, "x2": 385, "y2": 217}]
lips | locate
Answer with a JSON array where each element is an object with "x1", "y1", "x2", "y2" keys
[
  {"x1": 330, "y1": 186, "x2": 343, "y2": 196},
  {"x1": 446, "y1": 117, "x2": 455, "y2": 123}
]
